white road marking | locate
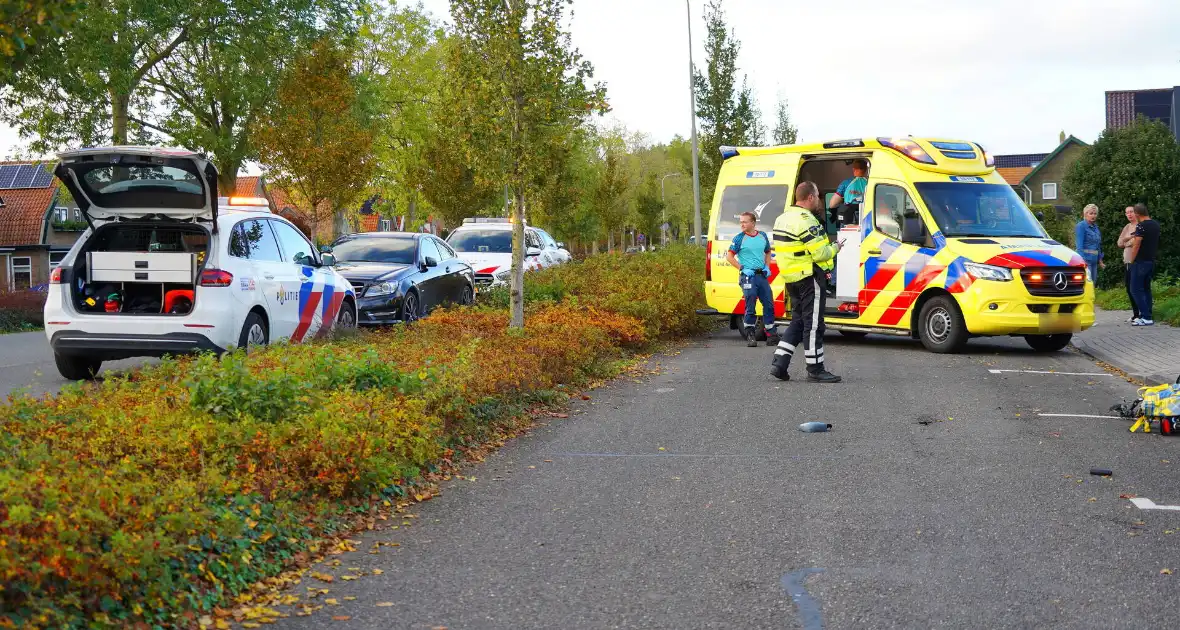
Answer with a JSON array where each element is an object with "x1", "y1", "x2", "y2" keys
[
  {"x1": 1037, "y1": 413, "x2": 1122, "y2": 419},
  {"x1": 1129, "y1": 498, "x2": 1180, "y2": 512},
  {"x1": 988, "y1": 369, "x2": 1111, "y2": 376}
]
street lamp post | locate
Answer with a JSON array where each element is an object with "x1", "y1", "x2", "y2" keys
[
  {"x1": 660, "y1": 172, "x2": 682, "y2": 246},
  {"x1": 686, "y1": 0, "x2": 703, "y2": 246}
]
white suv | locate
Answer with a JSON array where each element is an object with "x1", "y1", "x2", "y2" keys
[
  {"x1": 445, "y1": 218, "x2": 571, "y2": 288},
  {"x1": 44, "y1": 146, "x2": 357, "y2": 380}
]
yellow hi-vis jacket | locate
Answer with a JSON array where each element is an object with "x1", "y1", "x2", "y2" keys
[{"x1": 772, "y1": 206, "x2": 839, "y2": 283}]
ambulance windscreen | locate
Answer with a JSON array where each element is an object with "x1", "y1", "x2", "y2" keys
[
  {"x1": 915, "y1": 182, "x2": 1047, "y2": 239},
  {"x1": 714, "y1": 185, "x2": 789, "y2": 241}
]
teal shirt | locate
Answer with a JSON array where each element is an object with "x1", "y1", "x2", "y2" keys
[
  {"x1": 728, "y1": 230, "x2": 770, "y2": 272},
  {"x1": 836, "y1": 176, "x2": 868, "y2": 205}
]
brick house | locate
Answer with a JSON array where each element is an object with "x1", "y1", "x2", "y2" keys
[
  {"x1": 993, "y1": 136, "x2": 1089, "y2": 209},
  {"x1": 0, "y1": 161, "x2": 78, "y2": 292}
]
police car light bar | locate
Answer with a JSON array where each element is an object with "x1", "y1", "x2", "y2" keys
[
  {"x1": 462, "y1": 217, "x2": 512, "y2": 224},
  {"x1": 228, "y1": 196, "x2": 269, "y2": 206}
]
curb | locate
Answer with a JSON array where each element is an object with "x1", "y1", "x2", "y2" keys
[{"x1": 1071, "y1": 336, "x2": 1173, "y2": 386}]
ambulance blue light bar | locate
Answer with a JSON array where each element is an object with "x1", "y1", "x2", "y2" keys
[{"x1": 719, "y1": 146, "x2": 740, "y2": 160}]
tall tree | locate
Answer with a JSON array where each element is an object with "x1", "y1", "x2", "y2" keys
[
  {"x1": 358, "y1": 3, "x2": 448, "y2": 227},
  {"x1": 445, "y1": 0, "x2": 608, "y2": 327},
  {"x1": 253, "y1": 40, "x2": 378, "y2": 243},
  {"x1": 1, "y1": 0, "x2": 217, "y2": 151},
  {"x1": 772, "y1": 95, "x2": 799, "y2": 145},
  {"x1": 143, "y1": 0, "x2": 338, "y2": 193},
  {"x1": 594, "y1": 147, "x2": 629, "y2": 253},
  {"x1": 693, "y1": 0, "x2": 760, "y2": 220}
]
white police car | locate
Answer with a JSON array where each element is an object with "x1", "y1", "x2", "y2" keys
[
  {"x1": 43, "y1": 146, "x2": 357, "y2": 380},
  {"x1": 445, "y1": 218, "x2": 570, "y2": 288}
]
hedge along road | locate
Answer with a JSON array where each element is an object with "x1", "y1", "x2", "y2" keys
[
  {"x1": 0, "y1": 330, "x2": 153, "y2": 398},
  {"x1": 270, "y1": 331, "x2": 1180, "y2": 630}
]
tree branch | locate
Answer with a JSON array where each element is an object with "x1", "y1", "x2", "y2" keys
[{"x1": 133, "y1": 27, "x2": 190, "y2": 86}]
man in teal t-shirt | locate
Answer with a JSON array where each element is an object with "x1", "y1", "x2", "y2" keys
[
  {"x1": 830, "y1": 158, "x2": 868, "y2": 209},
  {"x1": 725, "y1": 211, "x2": 778, "y2": 347}
]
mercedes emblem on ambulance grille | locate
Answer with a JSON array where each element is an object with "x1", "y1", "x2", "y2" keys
[{"x1": 1053, "y1": 272, "x2": 1068, "y2": 291}]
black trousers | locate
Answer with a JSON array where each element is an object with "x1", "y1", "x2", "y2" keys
[
  {"x1": 1125, "y1": 264, "x2": 1139, "y2": 318},
  {"x1": 772, "y1": 272, "x2": 827, "y2": 375}
]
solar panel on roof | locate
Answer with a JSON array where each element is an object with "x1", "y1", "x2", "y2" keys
[
  {"x1": 0, "y1": 165, "x2": 19, "y2": 188},
  {"x1": 9, "y1": 165, "x2": 36, "y2": 188},
  {"x1": 30, "y1": 167, "x2": 54, "y2": 188}
]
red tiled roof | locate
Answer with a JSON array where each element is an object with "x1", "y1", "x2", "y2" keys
[
  {"x1": 996, "y1": 166, "x2": 1033, "y2": 186},
  {"x1": 232, "y1": 175, "x2": 263, "y2": 197},
  {"x1": 0, "y1": 161, "x2": 59, "y2": 246},
  {"x1": 358, "y1": 214, "x2": 379, "y2": 232}
]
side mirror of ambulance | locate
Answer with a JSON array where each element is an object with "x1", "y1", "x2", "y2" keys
[{"x1": 901, "y1": 216, "x2": 925, "y2": 245}]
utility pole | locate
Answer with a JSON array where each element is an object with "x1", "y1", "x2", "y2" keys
[
  {"x1": 687, "y1": 0, "x2": 702, "y2": 245},
  {"x1": 661, "y1": 172, "x2": 682, "y2": 246}
]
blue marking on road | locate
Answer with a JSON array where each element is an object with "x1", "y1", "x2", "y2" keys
[{"x1": 782, "y1": 568, "x2": 825, "y2": 630}]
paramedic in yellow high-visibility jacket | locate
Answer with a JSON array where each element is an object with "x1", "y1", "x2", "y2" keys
[{"x1": 770, "y1": 181, "x2": 844, "y2": 383}]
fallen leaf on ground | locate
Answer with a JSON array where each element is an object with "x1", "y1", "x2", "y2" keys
[
  {"x1": 373, "y1": 569, "x2": 384, "y2": 574},
  {"x1": 1120, "y1": 494, "x2": 1137, "y2": 499},
  {"x1": 332, "y1": 616, "x2": 352, "y2": 621},
  {"x1": 344, "y1": 596, "x2": 356, "y2": 601},
  {"x1": 310, "y1": 572, "x2": 334, "y2": 583},
  {"x1": 1087, "y1": 498, "x2": 1097, "y2": 502},
  {"x1": 1162, "y1": 569, "x2": 1173, "y2": 575},
  {"x1": 376, "y1": 602, "x2": 395, "y2": 607},
  {"x1": 341, "y1": 575, "x2": 357, "y2": 581},
  {"x1": 325, "y1": 598, "x2": 339, "y2": 606}
]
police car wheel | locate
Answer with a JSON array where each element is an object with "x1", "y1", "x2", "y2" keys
[
  {"x1": 402, "y1": 291, "x2": 420, "y2": 323},
  {"x1": 1024, "y1": 334, "x2": 1072, "y2": 352},
  {"x1": 918, "y1": 296, "x2": 968, "y2": 354},
  {"x1": 238, "y1": 312, "x2": 269, "y2": 350},
  {"x1": 54, "y1": 352, "x2": 101, "y2": 381}
]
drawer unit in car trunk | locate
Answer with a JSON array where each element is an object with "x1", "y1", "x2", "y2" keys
[{"x1": 87, "y1": 251, "x2": 197, "y2": 283}]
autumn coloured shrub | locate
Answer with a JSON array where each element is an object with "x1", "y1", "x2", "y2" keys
[{"x1": 0, "y1": 247, "x2": 705, "y2": 628}]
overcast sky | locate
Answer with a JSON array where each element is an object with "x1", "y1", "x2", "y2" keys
[{"x1": 4, "y1": 0, "x2": 1178, "y2": 159}]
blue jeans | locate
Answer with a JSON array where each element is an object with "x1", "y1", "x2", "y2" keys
[
  {"x1": 1130, "y1": 261, "x2": 1155, "y2": 320},
  {"x1": 1083, "y1": 256, "x2": 1100, "y2": 288},
  {"x1": 741, "y1": 272, "x2": 777, "y2": 333}
]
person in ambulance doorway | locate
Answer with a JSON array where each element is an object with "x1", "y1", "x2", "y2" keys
[
  {"x1": 725, "y1": 211, "x2": 779, "y2": 347},
  {"x1": 829, "y1": 158, "x2": 869, "y2": 209},
  {"x1": 770, "y1": 181, "x2": 844, "y2": 383}
]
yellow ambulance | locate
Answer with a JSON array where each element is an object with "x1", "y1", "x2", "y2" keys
[{"x1": 698, "y1": 137, "x2": 1094, "y2": 353}]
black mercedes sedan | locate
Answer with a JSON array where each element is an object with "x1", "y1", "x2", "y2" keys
[{"x1": 327, "y1": 232, "x2": 475, "y2": 324}]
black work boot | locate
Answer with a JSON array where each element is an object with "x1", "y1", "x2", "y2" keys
[
  {"x1": 745, "y1": 327, "x2": 758, "y2": 347},
  {"x1": 770, "y1": 353, "x2": 791, "y2": 381},
  {"x1": 806, "y1": 367, "x2": 842, "y2": 383},
  {"x1": 765, "y1": 329, "x2": 781, "y2": 346}
]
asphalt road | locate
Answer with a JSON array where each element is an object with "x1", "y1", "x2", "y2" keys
[
  {"x1": 262, "y1": 328, "x2": 1180, "y2": 630},
  {"x1": 0, "y1": 330, "x2": 151, "y2": 398}
]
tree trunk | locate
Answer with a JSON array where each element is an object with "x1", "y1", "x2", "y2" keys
[
  {"x1": 607, "y1": 232, "x2": 614, "y2": 253},
  {"x1": 111, "y1": 91, "x2": 131, "y2": 145},
  {"x1": 216, "y1": 160, "x2": 243, "y2": 198},
  {"x1": 509, "y1": 188, "x2": 526, "y2": 328},
  {"x1": 408, "y1": 197, "x2": 417, "y2": 225}
]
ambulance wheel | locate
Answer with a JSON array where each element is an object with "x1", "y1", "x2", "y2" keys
[
  {"x1": 918, "y1": 296, "x2": 968, "y2": 354},
  {"x1": 839, "y1": 330, "x2": 869, "y2": 339},
  {"x1": 54, "y1": 353, "x2": 101, "y2": 381},
  {"x1": 1024, "y1": 334, "x2": 1072, "y2": 352}
]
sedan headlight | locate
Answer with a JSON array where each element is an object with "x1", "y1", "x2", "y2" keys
[
  {"x1": 494, "y1": 269, "x2": 511, "y2": 282},
  {"x1": 963, "y1": 262, "x2": 1012, "y2": 282},
  {"x1": 366, "y1": 281, "x2": 398, "y2": 297}
]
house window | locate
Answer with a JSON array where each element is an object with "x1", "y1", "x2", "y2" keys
[
  {"x1": 56, "y1": 207, "x2": 69, "y2": 222},
  {"x1": 1042, "y1": 182, "x2": 1058, "y2": 200},
  {"x1": 49, "y1": 251, "x2": 68, "y2": 268},
  {"x1": 11, "y1": 256, "x2": 32, "y2": 290}
]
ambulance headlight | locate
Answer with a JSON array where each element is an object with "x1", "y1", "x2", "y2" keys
[
  {"x1": 495, "y1": 269, "x2": 512, "y2": 282},
  {"x1": 963, "y1": 262, "x2": 1012, "y2": 282}
]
